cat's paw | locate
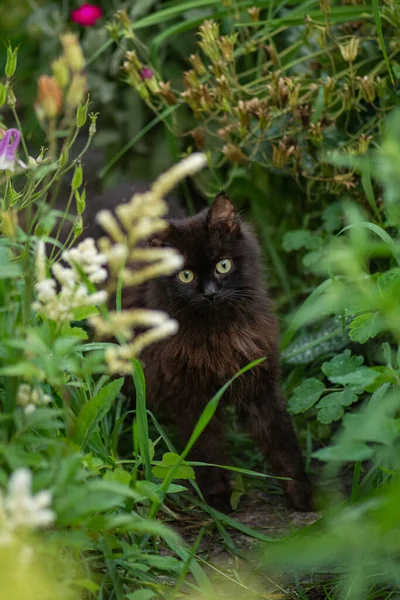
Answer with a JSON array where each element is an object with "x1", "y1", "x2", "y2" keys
[
  {"x1": 204, "y1": 491, "x2": 232, "y2": 514},
  {"x1": 285, "y1": 479, "x2": 314, "y2": 512}
]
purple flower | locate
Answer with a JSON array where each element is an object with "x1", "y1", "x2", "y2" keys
[
  {"x1": 140, "y1": 67, "x2": 154, "y2": 80},
  {"x1": 0, "y1": 128, "x2": 25, "y2": 171}
]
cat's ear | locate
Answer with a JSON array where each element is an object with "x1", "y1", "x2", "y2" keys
[
  {"x1": 207, "y1": 192, "x2": 239, "y2": 234},
  {"x1": 147, "y1": 223, "x2": 176, "y2": 247}
]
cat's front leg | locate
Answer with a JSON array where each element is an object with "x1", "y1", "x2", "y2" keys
[
  {"x1": 242, "y1": 379, "x2": 313, "y2": 511},
  {"x1": 179, "y1": 409, "x2": 231, "y2": 512}
]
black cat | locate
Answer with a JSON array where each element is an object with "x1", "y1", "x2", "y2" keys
[{"x1": 123, "y1": 192, "x2": 312, "y2": 512}]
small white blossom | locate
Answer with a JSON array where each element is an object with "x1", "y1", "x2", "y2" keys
[
  {"x1": 16, "y1": 384, "x2": 52, "y2": 415},
  {"x1": 0, "y1": 468, "x2": 55, "y2": 547},
  {"x1": 5, "y1": 469, "x2": 55, "y2": 529},
  {"x1": 103, "y1": 316, "x2": 179, "y2": 374},
  {"x1": 90, "y1": 309, "x2": 172, "y2": 340},
  {"x1": 62, "y1": 238, "x2": 108, "y2": 284},
  {"x1": 32, "y1": 243, "x2": 108, "y2": 322}
]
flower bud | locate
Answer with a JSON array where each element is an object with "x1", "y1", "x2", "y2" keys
[
  {"x1": 323, "y1": 76, "x2": 335, "y2": 105},
  {"x1": 0, "y1": 82, "x2": 7, "y2": 107},
  {"x1": 115, "y1": 8, "x2": 131, "y2": 30},
  {"x1": 36, "y1": 75, "x2": 63, "y2": 119},
  {"x1": 72, "y1": 163, "x2": 83, "y2": 190},
  {"x1": 375, "y1": 76, "x2": 386, "y2": 97},
  {"x1": 189, "y1": 54, "x2": 207, "y2": 76},
  {"x1": 75, "y1": 188, "x2": 86, "y2": 214},
  {"x1": 339, "y1": 37, "x2": 360, "y2": 63},
  {"x1": 183, "y1": 69, "x2": 200, "y2": 90},
  {"x1": 248, "y1": 6, "x2": 261, "y2": 22},
  {"x1": 125, "y1": 50, "x2": 142, "y2": 70},
  {"x1": 357, "y1": 75, "x2": 375, "y2": 103},
  {"x1": 157, "y1": 81, "x2": 177, "y2": 105},
  {"x1": 60, "y1": 33, "x2": 85, "y2": 72},
  {"x1": 198, "y1": 20, "x2": 220, "y2": 63},
  {"x1": 5, "y1": 43, "x2": 18, "y2": 78},
  {"x1": 76, "y1": 96, "x2": 90, "y2": 127},
  {"x1": 319, "y1": 0, "x2": 330, "y2": 16},
  {"x1": 7, "y1": 87, "x2": 16, "y2": 108},
  {"x1": 190, "y1": 127, "x2": 205, "y2": 150},
  {"x1": 59, "y1": 143, "x2": 69, "y2": 168},
  {"x1": 358, "y1": 134, "x2": 373, "y2": 155},
  {"x1": 89, "y1": 112, "x2": 98, "y2": 136},
  {"x1": 265, "y1": 44, "x2": 278, "y2": 67},
  {"x1": 222, "y1": 143, "x2": 248, "y2": 164},
  {"x1": 7, "y1": 182, "x2": 20, "y2": 206},
  {"x1": 218, "y1": 35, "x2": 237, "y2": 62},
  {"x1": 51, "y1": 57, "x2": 69, "y2": 88},
  {"x1": 74, "y1": 216, "x2": 83, "y2": 239},
  {"x1": 66, "y1": 74, "x2": 87, "y2": 109},
  {"x1": 1, "y1": 211, "x2": 18, "y2": 237}
]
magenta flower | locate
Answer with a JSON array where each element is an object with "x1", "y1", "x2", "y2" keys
[
  {"x1": 0, "y1": 128, "x2": 25, "y2": 171},
  {"x1": 140, "y1": 67, "x2": 154, "y2": 80},
  {"x1": 71, "y1": 4, "x2": 102, "y2": 27}
]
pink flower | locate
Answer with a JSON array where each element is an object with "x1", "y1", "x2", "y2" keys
[
  {"x1": 71, "y1": 4, "x2": 102, "y2": 27},
  {"x1": 140, "y1": 67, "x2": 154, "y2": 80},
  {"x1": 0, "y1": 128, "x2": 25, "y2": 171}
]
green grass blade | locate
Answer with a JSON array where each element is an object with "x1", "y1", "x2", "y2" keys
[
  {"x1": 132, "y1": 359, "x2": 152, "y2": 481},
  {"x1": 201, "y1": 503, "x2": 276, "y2": 542},
  {"x1": 185, "y1": 357, "x2": 265, "y2": 455},
  {"x1": 372, "y1": 0, "x2": 394, "y2": 86}
]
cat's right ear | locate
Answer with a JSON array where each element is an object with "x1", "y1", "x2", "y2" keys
[
  {"x1": 147, "y1": 223, "x2": 175, "y2": 247},
  {"x1": 207, "y1": 191, "x2": 240, "y2": 234}
]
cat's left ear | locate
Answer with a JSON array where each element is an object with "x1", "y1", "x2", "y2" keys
[{"x1": 207, "y1": 191, "x2": 239, "y2": 234}]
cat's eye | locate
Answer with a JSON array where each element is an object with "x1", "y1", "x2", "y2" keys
[
  {"x1": 215, "y1": 258, "x2": 232, "y2": 274},
  {"x1": 177, "y1": 269, "x2": 195, "y2": 284}
]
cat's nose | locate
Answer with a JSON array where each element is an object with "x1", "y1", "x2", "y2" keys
[{"x1": 203, "y1": 282, "x2": 217, "y2": 301}]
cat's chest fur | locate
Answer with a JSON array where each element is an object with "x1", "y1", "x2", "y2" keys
[{"x1": 141, "y1": 311, "x2": 278, "y2": 410}]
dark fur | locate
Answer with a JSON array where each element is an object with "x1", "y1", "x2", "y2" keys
[{"x1": 124, "y1": 192, "x2": 312, "y2": 511}]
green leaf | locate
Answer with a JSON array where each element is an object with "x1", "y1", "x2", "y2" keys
[
  {"x1": 313, "y1": 440, "x2": 374, "y2": 463},
  {"x1": 330, "y1": 368, "x2": 379, "y2": 389},
  {"x1": 282, "y1": 317, "x2": 349, "y2": 365},
  {"x1": 302, "y1": 249, "x2": 325, "y2": 272},
  {"x1": 73, "y1": 579, "x2": 100, "y2": 594},
  {"x1": 288, "y1": 378, "x2": 325, "y2": 414},
  {"x1": 103, "y1": 468, "x2": 131, "y2": 486},
  {"x1": 322, "y1": 201, "x2": 343, "y2": 233},
  {"x1": 74, "y1": 379, "x2": 124, "y2": 449},
  {"x1": 282, "y1": 229, "x2": 322, "y2": 252},
  {"x1": 72, "y1": 305, "x2": 99, "y2": 321},
  {"x1": 0, "y1": 362, "x2": 44, "y2": 378},
  {"x1": 152, "y1": 452, "x2": 195, "y2": 480},
  {"x1": 349, "y1": 313, "x2": 382, "y2": 343},
  {"x1": 316, "y1": 390, "x2": 359, "y2": 424},
  {"x1": 322, "y1": 349, "x2": 364, "y2": 380},
  {"x1": 143, "y1": 555, "x2": 181, "y2": 571},
  {"x1": 61, "y1": 325, "x2": 88, "y2": 340},
  {"x1": 135, "y1": 481, "x2": 162, "y2": 503},
  {"x1": 126, "y1": 591, "x2": 156, "y2": 600}
]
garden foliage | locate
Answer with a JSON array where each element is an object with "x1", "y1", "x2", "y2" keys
[{"x1": 1, "y1": 1, "x2": 400, "y2": 599}]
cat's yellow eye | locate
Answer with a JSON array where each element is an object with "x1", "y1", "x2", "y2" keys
[
  {"x1": 177, "y1": 269, "x2": 195, "y2": 284},
  {"x1": 215, "y1": 258, "x2": 232, "y2": 274}
]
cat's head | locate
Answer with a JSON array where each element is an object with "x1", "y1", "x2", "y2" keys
[{"x1": 147, "y1": 192, "x2": 264, "y2": 324}]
